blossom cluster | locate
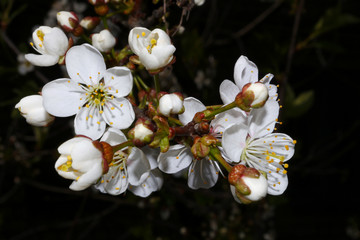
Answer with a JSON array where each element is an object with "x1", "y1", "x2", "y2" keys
[{"x1": 15, "y1": 1, "x2": 295, "y2": 204}]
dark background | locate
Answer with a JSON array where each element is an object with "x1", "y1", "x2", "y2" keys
[{"x1": 1, "y1": 0, "x2": 360, "y2": 239}]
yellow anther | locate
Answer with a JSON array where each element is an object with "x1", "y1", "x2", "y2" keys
[
  {"x1": 36, "y1": 30, "x2": 45, "y2": 42},
  {"x1": 285, "y1": 145, "x2": 289, "y2": 151},
  {"x1": 150, "y1": 38, "x2": 157, "y2": 45},
  {"x1": 284, "y1": 163, "x2": 289, "y2": 168},
  {"x1": 136, "y1": 34, "x2": 140, "y2": 38},
  {"x1": 141, "y1": 32, "x2": 146, "y2": 36},
  {"x1": 282, "y1": 170, "x2": 287, "y2": 174}
]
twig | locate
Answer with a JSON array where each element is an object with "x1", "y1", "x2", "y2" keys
[
  {"x1": 280, "y1": 0, "x2": 305, "y2": 101},
  {"x1": 232, "y1": 0, "x2": 284, "y2": 38},
  {"x1": 0, "y1": 30, "x2": 49, "y2": 84}
]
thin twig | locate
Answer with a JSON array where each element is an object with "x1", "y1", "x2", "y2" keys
[
  {"x1": 232, "y1": 0, "x2": 284, "y2": 38},
  {"x1": 280, "y1": 0, "x2": 305, "y2": 101}
]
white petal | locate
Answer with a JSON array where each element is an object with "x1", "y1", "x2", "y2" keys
[
  {"x1": 222, "y1": 123, "x2": 248, "y2": 163},
  {"x1": 230, "y1": 185, "x2": 242, "y2": 204},
  {"x1": 178, "y1": 97, "x2": 206, "y2": 125},
  {"x1": 187, "y1": 159, "x2": 219, "y2": 189},
  {"x1": 127, "y1": 148, "x2": 151, "y2": 186},
  {"x1": 24, "y1": 53, "x2": 59, "y2": 67},
  {"x1": 100, "y1": 127, "x2": 127, "y2": 145},
  {"x1": 219, "y1": 80, "x2": 240, "y2": 105},
  {"x1": 157, "y1": 144, "x2": 192, "y2": 174},
  {"x1": 254, "y1": 133, "x2": 295, "y2": 161},
  {"x1": 43, "y1": 27, "x2": 68, "y2": 56},
  {"x1": 66, "y1": 44, "x2": 106, "y2": 85},
  {"x1": 25, "y1": 108, "x2": 54, "y2": 127},
  {"x1": 104, "y1": 67, "x2": 133, "y2": 97},
  {"x1": 129, "y1": 168, "x2": 163, "y2": 197},
  {"x1": 142, "y1": 147, "x2": 160, "y2": 170},
  {"x1": 128, "y1": 27, "x2": 151, "y2": 55},
  {"x1": 42, "y1": 78, "x2": 84, "y2": 117},
  {"x1": 95, "y1": 165, "x2": 128, "y2": 195},
  {"x1": 74, "y1": 107, "x2": 106, "y2": 140},
  {"x1": 248, "y1": 100, "x2": 279, "y2": 139},
  {"x1": 70, "y1": 138, "x2": 102, "y2": 172},
  {"x1": 267, "y1": 171, "x2": 288, "y2": 195},
  {"x1": 233, "y1": 56, "x2": 259, "y2": 89},
  {"x1": 210, "y1": 108, "x2": 246, "y2": 135},
  {"x1": 57, "y1": 137, "x2": 87, "y2": 155},
  {"x1": 103, "y1": 98, "x2": 135, "y2": 129},
  {"x1": 69, "y1": 162, "x2": 103, "y2": 191}
]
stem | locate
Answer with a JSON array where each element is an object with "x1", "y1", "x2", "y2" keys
[
  {"x1": 81, "y1": 34, "x2": 92, "y2": 44},
  {"x1": 101, "y1": 16, "x2": 109, "y2": 29},
  {"x1": 204, "y1": 102, "x2": 237, "y2": 120},
  {"x1": 209, "y1": 147, "x2": 232, "y2": 173},
  {"x1": 112, "y1": 140, "x2": 134, "y2": 153},
  {"x1": 168, "y1": 116, "x2": 183, "y2": 126},
  {"x1": 153, "y1": 74, "x2": 160, "y2": 94},
  {"x1": 135, "y1": 75, "x2": 150, "y2": 92}
]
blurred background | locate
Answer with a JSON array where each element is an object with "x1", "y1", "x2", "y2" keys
[{"x1": 1, "y1": 0, "x2": 360, "y2": 239}]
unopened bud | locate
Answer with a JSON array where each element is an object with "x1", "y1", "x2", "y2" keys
[
  {"x1": 128, "y1": 118, "x2": 155, "y2": 147},
  {"x1": 94, "y1": 4, "x2": 109, "y2": 16},
  {"x1": 57, "y1": 11, "x2": 79, "y2": 32},
  {"x1": 80, "y1": 16, "x2": 100, "y2": 31},
  {"x1": 235, "y1": 82, "x2": 269, "y2": 111},
  {"x1": 191, "y1": 137, "x2": 210, "y2": 159},
  {"x1": 91, "y1": 29, "x2": 116, "y2": 52},
  {"x1": 229, "y1": 165, "x2": 267, "y2": 204},
  {"x1": 158, "y1": 93, "x2": 184, "y2": 117}
]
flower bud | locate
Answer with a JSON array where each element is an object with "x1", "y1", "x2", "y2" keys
[
  {"x1": 57, "y1": 11, "x2": 79, "y2": 32},
  {"x1": 88, "y1": 0, "x2": 109, "y2": 5},
  {"x1": 229, "y1": 165, "x2": 268, "y2": 204},
  {"x1": 80, "y1": 16, "x2": 100, "y2": 31},
  {"x1": 158, "y1": 93, "x2": 184, "y2": 117},
  {"x1": 91, "y1": 29, "x2": 116, "y2": 52},
  {"x1": 235, "y1": 82, "x2": 269, "y2": 111},
  {"x1": 191, "y1": 137, "x2": 210, "y2": 159},
  {"x1": 128, "y1": 118, "x2": 155, "y2": 147},
  {"x1": 15, "y1": 95, "x2": 55, "y2": 127}
]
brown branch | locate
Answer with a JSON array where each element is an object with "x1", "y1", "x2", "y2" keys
[{"x1": 232, "y1": 0, "x2": 284, "y2": 38}]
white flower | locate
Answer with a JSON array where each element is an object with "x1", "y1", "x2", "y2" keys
[
  {"x1": 94, "y1": 128, "x2": 157, "y2": 197},
  {"x1": 219, "y1": 56, "x2": 277, "y2": 105},
  {"x1": 222, "y1": 101, "x2": 295, "y2": 195},
  {"x1": 15, "y1": 95, "x2": 54, "y2": 127},
  {"x1": 128, "y1": 27, "x2": 176, "y2": 70},
  {"x1": 55, "y1": 136, "x2": 105, "y2": 191},
  {"x1": 91, "y1": 29, "x2": 116, "y2": 52},
  {"x1": 56, "y1": 11, "x2": 79, "y2": 32},
  {"x1": 158, "y1": 93, "x2": 184, "y2": 117},
  {"x1": 17, "y1": 54, "x2": 34, "y2": 75},
  {"x1": 42, "y1": 44, "x2": 135, "y2": 140},
  {"x1": 158, "y1": 97, "x2": 220, "y2": 189},
  {"x1": 25, "y1": 26, "x2": 68, "y2": 66}
]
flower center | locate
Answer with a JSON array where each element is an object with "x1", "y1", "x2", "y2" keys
[{"x1": 83, "y1": 81, "x2": 113, "y2": 113}]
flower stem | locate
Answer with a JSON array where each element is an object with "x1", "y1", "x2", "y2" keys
[
  {"x1": 209, "y1": 147, "x2": 232, "y2": 173},
  {"x1": 204, "y1": 102, "x2": 237, "y2": 120},
  {"x1": 153, "y1": 74, "x2": 160, "y2": 94},
  {"x1": 112, "y1": 140, "x2": 134, "y2": 153},
  {"x1": 135, "y1": 75, "x2": 150, "y2": 91}
]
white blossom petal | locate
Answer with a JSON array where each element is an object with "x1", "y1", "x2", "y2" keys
[
  {"x1": 104, "y1": 67, "x2": 133, "y2": 97},
  {"x1": 66, "y1": 44, "x2": 106, "y2": 85},
  {"x1": 158, "y1": 144, "x2": 192, "y2": 174},
  {"x1": 248, "y1": 100, "x2": 280, "y2": 139},
  {"x1": 129, "y1": 168, "x2": 163, "y2": 197},
  {"x1": 69, "y1": 162, "x2": 103, "y2": 191},
  {"x1": 43, "y1": 27, "x2": 69, "y2": 56},
  {"x1": 100, "y1": 127, "x2": 127, "y2": 146},
  {"x1": 219, "y1": 79, "x2": 240, "y2": 105},
  {"x1": 233, "y1": 55, "x2": 259, "y2": 89},
  {"x1": 74, "y1": 106, "x2": 106, "y2": 140},
  {"x1": 42, "y1": 78, "x2": 84, "y2": 117},
  {"x1": 187, "y1": 159, "x2": 219, "y2": 189},
  {"x1": 24, "y1": 53, "x2": 59, "y2": 67},
  {"x1": 103, "y1": 98, "x2": 135, "y2": 129},
  {"x1": 222, "y1": 123, "x2": 248, "y2": 163},
  {"x1": 178, "y1": 97, "x2": 206, "y2": 125},
  {"x1": 127, "y1": 148, "x2": 151, "y2": 186}
]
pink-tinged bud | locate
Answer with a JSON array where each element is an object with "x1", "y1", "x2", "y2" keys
[
  {"x1": 158, "y1": 93, "x2": 184, "y2": 117},
  {"x1": 128, "y1": 118, "x2": 155, "y2": 147},
  {"x1": 235, "y1": 82, "x2": 269, "y2": 112},
  {"x1": 80, "y1": 16, "x2": 100, "y2": 31},
  {"x1": 57, "y1": 11, "x2": 79, "y2": 32},
  {"x1": 229, "y1": 165, "x2": 268, "y2": 204}
]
